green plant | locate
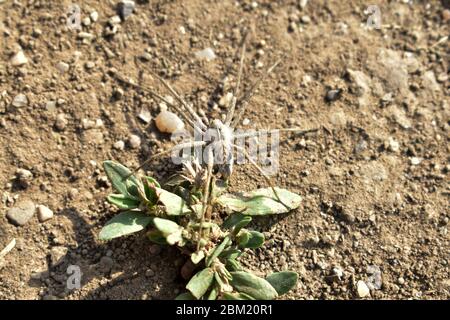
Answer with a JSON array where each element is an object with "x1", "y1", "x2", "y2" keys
[{"x1": 99, "y1": 160, "x2": 301, "y2": 300}]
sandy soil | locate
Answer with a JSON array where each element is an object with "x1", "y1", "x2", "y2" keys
[{"x1": 0, "y1": 0, "x2": 449, "y2": 300}]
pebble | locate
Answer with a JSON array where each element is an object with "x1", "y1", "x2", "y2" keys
[
  {"x1": 56, "y1": 61, "x2": 69, "y2": 74},
  {"x1": 117, "y1": 0, "x2": 135, "y2": 20},
  {"x1": 85, "y1": 61, "x2": 95, "y2": 70},
  {"x1": 356, "y1": 280, "x2": 370, "y2": 298},
  {"x1": 155, "y1": 110, "x2": 185, "y2": 133},
  {"x1": 50, "y1": 246, "x2": 68, "y2": 266},
  {"x1": 90, "y1": 11, "x2": 99, "y2": 22},
  {"x1": 55, "y1": 113, "x2": 68, "y2": 131},
  {"x1": 442, "y1": 9, "x2": 450, "y2": 22},
  {"x1": 410, "y1": 157, "x2": 422, "y2": 165},
  {"x1": 242, "y1": 118, "x2": 250, "y2": 126},
  {"x1": 387, "y1": 137, "x2": 400, "y2": 152},
  {"x1": 326, "y1": 89, "x2": 341, "y2": 102},
  {"x1": 6, "y1": 200, "x2": 36, "y2": 226},
  {"x1": 113, "y1": 140, "x2": 125, "y2": 150},
  {"x1": 99, "y1": 256, "x2": 114, "y2": 272},
  {"x1": 37, "y1": 205, "x2": 54, "y2": 222},
  {"x1": 195, "y1": 48, "x2": 216, "y2": 61},
  {"x1": 397, "y1": 277, "x2": 405, "y2": 285},
  {"x1": 128, "y1": 134, "x2": 141, "y2": 149},
  {"x1": 10, "y1": 50, "x2": 28, "y2": 66},
  {"x1": 12, "y1": 94, "x2": 28, "y2": 108},
  {"x1": 301, "y1": 15, "x2": 311, "y2": 24},
  {"x1": 138, "y1": 108, "x2": 152, "y2": 123},
  {"x1": 145, "y1": 269, "x2": 155, "y2": 277},
  {"x1": 149, "y1": 244, "x2": 162, "y2": 255},
  {"x1": 16, "y1": 168, "x2": 32, "y2": 180}
]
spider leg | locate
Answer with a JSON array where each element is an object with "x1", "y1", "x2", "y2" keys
[
  {"x1": 126, "y1": 141, "x2": 207, "y2": 178},
  {"x1": 146, "y1": 68, "x2": 208, "y2": 131},
  {"x1": 232, "y1": 143, "x2": 291, "y2": 210},
  {"x1": 225, "y1": 34, "x2": 248, "y2": 126},
  {"x1": 234, "y1": 127, "x2": 319, "y2": 139},
  {"x1": 231, "y1": 56, "x2": 284, "y2": 128},
  {"x1": 111, "y1": 71, "x2": 203, "y2": 134}
]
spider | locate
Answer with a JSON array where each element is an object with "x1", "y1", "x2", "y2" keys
[{"x1": 111, "y1": 34, "x2": 317, "y2": 242}]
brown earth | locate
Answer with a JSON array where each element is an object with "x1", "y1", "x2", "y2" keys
[{"x1": 0, "y1": 0, "x2": 449, "y2": 300}]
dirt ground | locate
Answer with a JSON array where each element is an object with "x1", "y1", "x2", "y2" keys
[{"x1": 0, "y1": 0, "x2": 448, "y2": 300}]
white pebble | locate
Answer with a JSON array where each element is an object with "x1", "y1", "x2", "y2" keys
[
  {"x1": 12, "y1": 94, "x2": 28, "y2": 108},
  {"x1": 37, "y1": 205, "x2": 54, "y2": 222},
  {"x1": 387, "y1": 137, "x2": 399, "y2": 152},
  {"x1": 357, "y1": 280, "x2": 370, "y2": 298},
  {"x1": 195, "y1": 48, "x2": 216, "y2": 61},
  {"x1": 128, "y1": 134, "x2": 141, "y2": 149},
  {"x1": 10, "y1": 50, "x2": 28, "y2": 66},
  {"x1": 242, "y1": 118, "x2": 250, "y2": 125},
  {"x1": 113, "y1": 140, "x2": 125, "y2": 150},
  {"x1": 56, "y1": 61, "x2": 69, "y2": 74},
  {"x1": 55, "y1": 113, "x2": 68, "y2": 131},
  {"x1": 90, "y1": 11, "x2": 99, "y2": 22},
  {"x1": 155, "y1": 111, "x2": 185, "y2": 133},
  {"x1": 410, "y1": 157, "x2": 422, "y2": 165},
  {"x1": 138, "y1": 108, "x2": 152, "y2": 123}
]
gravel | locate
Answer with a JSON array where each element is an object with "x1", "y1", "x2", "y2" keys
[
  {"x1": 128, "y1": 134, "x2": 141, "y2": 149},
  {"x1": 10, "y1": 50, "x2": 28, "y2": 66},
  {"x1": 12, "y1": 94, "x2": 28, "y2": 108},
  {"x1": 37, "y1": 205, "x2": 54, "y2": 222},
  {"x1": 6, "y1": 200, "x2": 36, "y2": 226}
]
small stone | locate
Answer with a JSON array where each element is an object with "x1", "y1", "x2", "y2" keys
[
  {"x1": 85, "y1": 61, "x2": 95, "y2": 70},
  {"x1": 195, "y1": 48, "x2": 216, "y2": 61},
  {"x1": 108, "y1": 15, "x2": 122, "y2": 26},
  {"x1": 218, "y1": 92, "x2": 233, "y2": 108},
  {"x1": 50, "y1": 246, "x2": 68, "y2": 266},
  {"x1": 6, "y1": 200, "x2": 35, "y2": 226},
  {"x1": 138, "y1": 108, "x2": 152, "y2": 123},
  {"x1": 155, "y1": 110, "x2": 185, "y2": 133},
  {"x1": 82, "y1": 17, "x2": 91, "y2": 26},
  {"x1": 387, "y1": 137, "x2": 400, "y2": 152},
  {"x1": 437, "y1": 73, "x2": 448, "y2": 83},
  {"x1": 442, "y1": 9, "x2": 450, "y2": 22},
  {"x1": 11, "y1": 94, "x2": 28, "y2": 108},
  {"x1": 16, "y1": 168, "x2": 32, "y2": 180},
  {"x1": 56, "y1": 62, "x2": 70, "y2": 74},
  {"x1": 46, "y1": 101, "x2": 56, "y2": 112},
  {"x1": 325, "y1": 89, "x2": 341, "y2": 102},
  {"x1": 128, "y1": 134, "x2": 141, "y2": 149},
  {"x1": 10, "y1": 50, "x2": 28, "y2": 66},
  {"x1": 357, "y1": 280, "x2": 370, "y2": 298},
  {"x1": 242, "y1": 118, "x2": 250, "y2": 126},
  {"x1": 117, "y1": 0, "x2": 135, "y2": 20},
  {"x1": 55, "y1": 113, "x2": 68, "y2": 131},
  {"x1": 145, "y1": 269, "x2": 155, "y2": 277},
  {"x1": 397, "y1": 277, "x2": 405, "y2": 285},
  {"x1": 113, "y1": 88, "x2": 124, "y2": 100},
  {"x1": 410, "y1": 157, "x2": 422, "y2": 165},
  {"x1": 113, "y1": 140, "x2": 125, "y2": 150},
  {"x1": 301, "y1": 15, "x2": 311, "y2": 24},
  {"x1": 99, "y1": 256, "x2": 114, "y2": 272},
  {"x1": 37, "y1": 205, "x2": 53, "y2": 222},
  {"x1": 149, "y1": 244, "x2": 161, "y2": 255},
  {"x1": 90, "y1": 11, "x2": 99, "y2": 22}
]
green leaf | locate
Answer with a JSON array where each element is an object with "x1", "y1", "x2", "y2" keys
[
  {"x1": 186, "y1": 268, "x2": 215, "y2": 299},
  {"x1": 220, "y1": 248, "x2": 242, "y2": 260},
  {"x1": 191, "y1": 251, "x2": 205, "y2": 264},
  {"x1": 152, "y1": 217, "x2": 184, "y2": 245},
  {"x1": 217, "y1": 187, "x2": 302, "y2": 215},
  {"x1": 237, "y1": 230, "x2": 265, "y2": 249},
  {"x1": 103, "y1": 161, "x2": 140, "y2": 198},
  {"x1": 143, "y1": 176, "x2": 160, "y2": 204},
  {"x1": 222, "y1": 213, "x2": 252, "y2": 233},
  {"x1": 222, "y1": 292, "x2": 255, "y2": 300},
  {"x1": 206, "y1": 236, "x2": 231, "y2": 267},
  {"x1": 152, "y1": 217, "x2": 182, "y2": 235},
  {"x1": 226, "y1": 259, "x2": 244, "y2": 271},
  {"x1": 153, "y1": 187, "x2": 191, "y2": 215},
  {"x1": 206, "y1": 286, "x2": 219, "y2": 300},
  {"x1": 229, "y1": 271, "x2": 278, "y2": 300},
  {"x1": 266, "y1": 271, "x2": 298, "y2": 295},
  {"x1": 107, "y1": 194, "x2": 140, "y2": 210},
  {"x1": 175, "y1": 292, "x2": 196, "y2": 300},
  {"x1": 99, "y1": 211, "x2": 152, "y2": 240},
  {"x1": 147, "y1": 230, "x2": 168, "y2": 245}
]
